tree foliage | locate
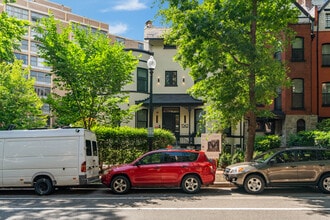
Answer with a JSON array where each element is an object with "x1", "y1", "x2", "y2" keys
[
  {"x1": 158, "y1": 0, "x2": 298, "y2": 161},
  {"x1": 0, "y1": 61, "x2": 46, "y2": 129},
  {"x1": 34, "y1": 15, "x2": 139, "y2": 129},
  {"x1": 0, "y1": 3, "x2": 29, "y2": 62},
  {"x1": 0, "y1": 0, "x2": 45, "y2": 129}
]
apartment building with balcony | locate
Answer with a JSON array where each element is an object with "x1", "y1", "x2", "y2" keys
[
  {"x1": 0, "y1": 0, "x2": 147, "y2": 127},
  {"x1": 0, "y1": 0, "x2": 107, "y2": 126}
]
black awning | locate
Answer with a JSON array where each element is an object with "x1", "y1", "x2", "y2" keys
[{"x1": 136, "y1": 94, "x2": 204, "y2": 106}]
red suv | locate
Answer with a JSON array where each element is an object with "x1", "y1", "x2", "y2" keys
[{"x1": 101, "y1": 149, "x2": 216, "y2": 194}]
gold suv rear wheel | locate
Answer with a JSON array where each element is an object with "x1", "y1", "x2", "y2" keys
[{"x1": 318, "y1": 174, "x2": 330, "y2": 194}]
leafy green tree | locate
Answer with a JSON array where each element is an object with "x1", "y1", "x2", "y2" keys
[
  {"x1": 158, "y1": 0, "x2": 298, "y2": 161},
  {"x1": 2, "y1": 0, "x2": 17, "y2": 3},
  {"x1": 0, "y1": 0, "x2": 45, "y2": 129},
  {"x1": 0, "y1": 60, "x2": 46, "y2": 129},
  {"x1": 34, "y1": 15, "x2": 138, "y2": 129},
  {"x1": 0, "y1": 1, "x2": 29, "y2": 62}
]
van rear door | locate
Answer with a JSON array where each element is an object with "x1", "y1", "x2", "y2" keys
[{"x1": 84, "y1": 139, "x2": 99, "y2": 183}]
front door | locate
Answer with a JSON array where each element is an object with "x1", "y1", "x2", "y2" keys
[
  {"x1": 162, "y1": 107, "x2": 180, "y2": 138},
  {"x1": 132, "y1": 152, "x2": 163, "y2": 186}
]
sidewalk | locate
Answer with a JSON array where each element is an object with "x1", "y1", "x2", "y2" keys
[{"x1": 212, "y1": 169, "x2": 233, "y2": 187}]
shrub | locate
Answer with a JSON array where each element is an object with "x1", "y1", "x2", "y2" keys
[
  {"x1": 316, "y1": 118, "x2": 330, "y2": 132},
  {"x1": 231, "y1": 149, "x2": 245, "y2": 164},
  {"x1": 254, "y1": 135, "x2": 281, "y2": 152},
  {"x1": 288, "y1": 131, "x2": 317, "y2": 147},
  {"x1": 92, "y1": 126, "x2": 176, "y2": 167},
  {"x1": 314, "y1": 131, "x2": 330, "y2": 147},
  {"x1": 219, "y1": 152, "x2": 232, "y2": 168}
]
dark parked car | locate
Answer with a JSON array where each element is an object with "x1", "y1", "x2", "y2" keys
[
  {"x1": 223, "y1": 147, "x2": 330, "y2": 194},
  {"x1": 101, "y1": 149, "x2": 216, "y2": 194}
]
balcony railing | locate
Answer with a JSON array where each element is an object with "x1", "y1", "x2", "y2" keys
[{"x1": 173, "y1": 134, "x2": 200, "y2": 149}]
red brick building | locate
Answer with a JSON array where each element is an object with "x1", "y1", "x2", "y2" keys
[{"x1": 258, "y1": 0, "x2": 330, "y2": 145}]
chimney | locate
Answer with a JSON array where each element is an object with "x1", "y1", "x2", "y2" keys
[
  {"x1": 297, "y1": 0, "x2": 313, "y2": 9},
  {"x1": 305, "y1": 0, "x2": 312, "y2": 9},
  {"x1": 145, "y1": 20, "x2": 152, "y2": 28}
]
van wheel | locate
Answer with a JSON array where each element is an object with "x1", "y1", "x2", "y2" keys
[
  {"x1": 182, "y1": 175, "x2": 201, "y2": 194},
  {"x1": 34, "y1": 178, "x2": 54, "y2": 195},
  {"x1": 110, "y1": 176, "x2": 130, "y2": 194},
  {"x1": 318, "y1": 174, "x2": 330, "y2": 194},
  {"x1": 244, "y1": 174, "x2": 265, "y2": 194}
]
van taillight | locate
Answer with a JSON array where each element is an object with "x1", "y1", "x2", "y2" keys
[{"x1": 81, "y1": 161, "x2": 86, "y2": 172}]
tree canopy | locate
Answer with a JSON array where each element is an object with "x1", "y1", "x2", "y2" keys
[
  {"x1": 0, "y1": 6, "x2": 29, "y2": 62},
  {"x1": 158, "y1": 0, "x2": 299, "y2": 160},
  {"x1": 0, "y1": 0, "x2": 45, "y2": 130},
  {"x1": 0, "y1": 61, "x2": 46, "y2": 129},
  {"x1": 34, "y1": 15, "x2": 139, "y2": 129}
]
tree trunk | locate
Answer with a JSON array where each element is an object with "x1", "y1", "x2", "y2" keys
[
  {"x1": 245, "y1": 111, "x2": 256, "y2": 161},
  {"x1": 245, "y1": 0, "x2": 258, "y2": 162}
]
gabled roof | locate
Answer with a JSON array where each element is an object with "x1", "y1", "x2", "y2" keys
[
  {"x1": 320, "y1": 0, "x2": 330, "y2": 11},
  {"x1": 136, "y1": 94, "x2": 204, "y2": 106},
  {"x1": 294, "y1": 1, "x2": 315, "y2": 21}
]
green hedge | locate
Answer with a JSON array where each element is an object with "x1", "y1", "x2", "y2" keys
[
  {"x1": 219, "y1": 135, "x2": 280, "y2": 168},
  {"x1": 254, "y1": 135, "x2": 281, "y2": 152},
  {"x1": 288, "y1": 130, "x2": 330, "y2": 147},
  {"x1": 92, "y1": 126, "x2": 176, "y2": 166}
]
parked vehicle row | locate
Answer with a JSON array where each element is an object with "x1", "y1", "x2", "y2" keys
[{"x1": 1, "y1": 128, "x2": 329, "y2": 196}]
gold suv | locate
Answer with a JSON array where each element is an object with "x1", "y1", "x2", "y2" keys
[{"x1": 223, "y1": 147, "x2": 330, "y2": 194}]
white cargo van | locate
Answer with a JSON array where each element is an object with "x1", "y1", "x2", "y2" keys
[{"x1": 0, "y1": 128, "x2": 99, "y2": 195}]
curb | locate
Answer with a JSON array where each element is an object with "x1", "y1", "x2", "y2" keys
[{"x1": 209, "y1": 182, "x2": 233, "y2": 188}]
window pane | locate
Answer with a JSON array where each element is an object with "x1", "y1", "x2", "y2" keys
[
  {"x1": 292, "y1": 79, "x2": 303, "y2": 93},
  {"x1": 20, "y1": 39, "x2": 28, "y2": 51},
  {"x1": 92, "y1": 141, "x2": 98, "y2": 156},
  {"x1": 138, "y1": 43, "x2": 144, "y2": 50},
  {"x1": 31, "y1": 42, "x2": 40, "y2": 53},
  {"x1": 291, "y1": 37, "x2": 304, "y2": 61},
  {"x1": 34, "y1": 86, "x2": 50, "y2": 97},
  {"x1": 14, "y1": 53, "x2": 28, "y2": 65},
  {"x1": 322, "y1": 44, "x2": 330, "y2": 66},
  {"x1": 30, "y1": 56, "x2": 50, "y2": 70},
  {"x1": 292, "y1": 94, "x2": 304, "y2": 108},
  {"x1": 297, "y1": 150, "x2": 317, "y2": 162},
  {"x1": 274, "y1": 88, "x2": 282, "y2": 110},
  {"x1": 86, "y1": 140, "x2": 92, "y2": 156},
  {"x1": 292, "y1": 79, "x2": 304, "y2": 109},
  {"x1": 297, "y1": 119, "x2": 306, "y2": 132},
  {"x1": 137, "y1": 68, "x2": 148, "y2": 92},
  {"x1": 140, "y1": 153, "x2": 162, "y2": 164},
  {"x1": 136, "y1": 109, "x2": 147, "y2": 128},
  {"x1": 165, "y1": 71, "x2": 177, "y2": 87},
  {"x1": 6, "y1": 5, "x2": 28, "y2": 20},
  {"x1": 322, "y1": 83, "x2": 330, "y2": 106},
  {"x1": 31, "y1": 12, "x2": 47, "y2": 23},
  {"x1": 30, "y1": 71, "x2": 51, "y2": 85},
  {"x1": 326, "y1": 14, "x2": 330, "y2": 28}
]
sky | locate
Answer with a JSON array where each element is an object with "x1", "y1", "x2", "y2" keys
[{"x1": 50, "y1": 0, "x2": 162, "y2": 41}]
